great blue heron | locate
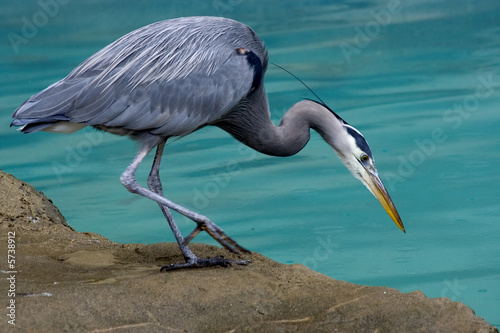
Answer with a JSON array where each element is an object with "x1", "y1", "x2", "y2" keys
[{"x1": 11, "y1": 16, "x2": 405, "y2": 270}]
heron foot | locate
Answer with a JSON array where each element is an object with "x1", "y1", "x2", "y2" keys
[
  {"x1": 160, "y1": 255, "x2": 251, "y2": 271},
  {"x1": 184, "y1": 219, "x2": 251, "y2": 255}
]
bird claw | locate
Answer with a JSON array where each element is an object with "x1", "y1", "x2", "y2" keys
[
  {"x1": 160, "y1": 255, "x2": 251, "y2": 271},
  {"x1": 184, "y1": 219, "x2": 251, "y2": 255}
]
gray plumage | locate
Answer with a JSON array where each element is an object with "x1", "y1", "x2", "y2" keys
[
  {"x1": 11, "y1": 16, "x2": 404, "y2": 270},
  {"x1": 13, "y1": 17, "x2": 265, "y2": 142}
]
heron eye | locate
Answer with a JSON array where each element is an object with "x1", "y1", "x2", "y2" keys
[{"x1": 360, "y1": 154, "x2": 369, "y2": 162}]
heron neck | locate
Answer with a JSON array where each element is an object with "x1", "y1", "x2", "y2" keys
[
  {"x1": 271, "y1": 99, "x2": 345, "y2": 156},
  {"x1": 216, "y1": 96, "x2": 343, "y2": 157}
]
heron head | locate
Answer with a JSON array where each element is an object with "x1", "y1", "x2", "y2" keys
[{"x1": 333, "y1": 123, "x2": 405, "y2": 233}]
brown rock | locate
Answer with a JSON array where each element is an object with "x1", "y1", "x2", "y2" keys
[{"x1": 0, "y1": 170, "x2": 497, "y2": 332}]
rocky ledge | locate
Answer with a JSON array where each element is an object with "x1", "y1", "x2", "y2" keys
[{"x1": 0, "y1": 170, "x2": 497, "y2": 332}]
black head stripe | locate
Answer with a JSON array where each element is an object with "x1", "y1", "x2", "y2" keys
[
  {"x1": 305, "y1": 100, "x2": 372, "y2": 158},
  {"x1": 345, "y1": 125, "x2": 373, "y2": 158}
]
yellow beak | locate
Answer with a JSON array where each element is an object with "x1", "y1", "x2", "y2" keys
[{"x1": 363, "y1": 169, "x2": 405, "y2": 233}]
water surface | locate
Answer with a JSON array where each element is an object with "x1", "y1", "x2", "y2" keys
[{"x1": 1, "y1": 0, "x2": 499, "y2": 327}]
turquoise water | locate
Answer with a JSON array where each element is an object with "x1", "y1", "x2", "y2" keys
[{"x1": 1, "y1": 0, "x2": 499, "y2": 327}]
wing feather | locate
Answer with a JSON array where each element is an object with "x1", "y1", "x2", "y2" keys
[{"x1": 11, "y1": 17, "x2": 268, "y2": 138}]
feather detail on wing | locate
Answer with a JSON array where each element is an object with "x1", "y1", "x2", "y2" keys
[{"x1": 11, "y1": 17, "x2": 268, "y2": 138}]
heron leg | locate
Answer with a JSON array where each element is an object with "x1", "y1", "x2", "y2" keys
[
  {"x1": 183, "y1": 221, "x2": 250, "y2": 254},
  {"x1": 146, "y1": 140, "x2": 197, "y2": 262},
  {"x1": 121, "y1": 142, "x2": 250, "y2": 271}
]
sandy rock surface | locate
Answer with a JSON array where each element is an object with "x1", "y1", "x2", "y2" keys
[{"x1": 0, "y1": 170, "x2": 497, "y2": 332}]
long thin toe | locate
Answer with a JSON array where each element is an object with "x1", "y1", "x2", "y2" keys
[{"x1": 160, "y1": 256, "x2": 251, "y2": 272}]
